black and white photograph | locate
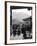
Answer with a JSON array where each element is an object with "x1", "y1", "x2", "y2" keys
[
  {"x1": 10, "y1": 6, "x2": 32, "y2": 40},
  {"x1": 5, "y1": 1, "x2": 36, "y2": 44}
]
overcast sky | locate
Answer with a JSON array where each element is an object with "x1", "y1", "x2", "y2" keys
[{"x1": 12, "y1": 9, "x2": 32, "y2": 22}]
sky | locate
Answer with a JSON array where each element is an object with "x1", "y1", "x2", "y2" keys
[{"x1": 12, "y1": 8, "x2": 32, "y2": 22}]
